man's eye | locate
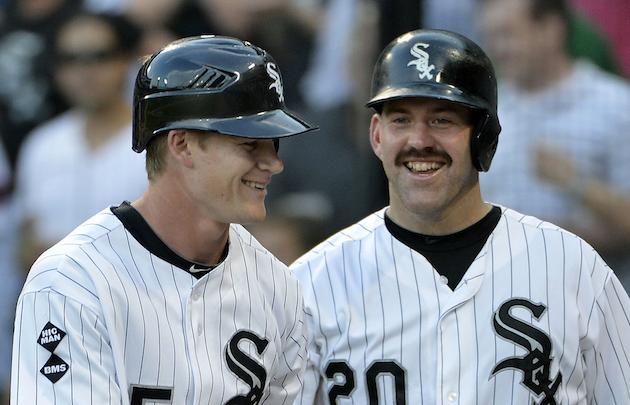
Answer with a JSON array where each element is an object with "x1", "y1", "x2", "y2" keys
[
  {"x1": 430, "y1": 117, "x2": 454, "y2": 127},
  {"x1": 391, "y1": 116, "x2": 410, "y2": 124}
]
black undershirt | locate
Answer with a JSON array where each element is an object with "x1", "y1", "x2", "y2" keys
[
  {"x1": 384, "y1": 206, "x2": 502, "y2": 290},
  {"x1": 111, "y1": 201, "x2": 228, "y2": 279}
]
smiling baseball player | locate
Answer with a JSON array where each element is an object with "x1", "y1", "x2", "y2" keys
[
  {"x1": 291, "y1": 29, "x2": 630, "y2": 404},
  {"x1": 11, "y1": 33, "x2": 317, "y2": 404}
]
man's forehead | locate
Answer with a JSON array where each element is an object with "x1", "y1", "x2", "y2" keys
[{"x1": 382, "y1": 97, "x2": 474, "y2": 113}]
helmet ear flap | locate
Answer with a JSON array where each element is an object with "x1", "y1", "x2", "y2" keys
[{"x1": 470, "y1": 113, "x2": 500, "y2": 172}]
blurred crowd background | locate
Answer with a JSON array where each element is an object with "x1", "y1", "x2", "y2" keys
[{"x1": 0, "y1": 0, "x2": 629, "y2": 402}]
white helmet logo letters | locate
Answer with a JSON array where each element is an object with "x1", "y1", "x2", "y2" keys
[
  {"x1": 266, "y1": 62, "x2": 284, "y2": 103},
  {"x1": 407, "y1": 43, "x2": 435, "y2": 80}
]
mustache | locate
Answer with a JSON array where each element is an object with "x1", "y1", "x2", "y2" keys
[{"x1": 395, "y1": 147, "x2": 452, "y2": 166}]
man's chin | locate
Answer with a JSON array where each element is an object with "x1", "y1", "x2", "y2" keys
[
  {"x1": 238, "y1": 208, "x2": 268, "y2": 225},
  {"x1": 400, "y1": 195, "x2": 450, "y2": 218}
]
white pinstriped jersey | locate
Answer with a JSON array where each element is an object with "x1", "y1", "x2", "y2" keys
[
  {"x1": 291, "y1": 206, "x2": 630, "y2": 404},
  {"x1": 12, "y1": 207, "x2": 307, "y2": 404}
]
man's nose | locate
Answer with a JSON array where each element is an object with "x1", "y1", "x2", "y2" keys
[{"x1": 257, "y1": 140, "x2": 284, "y2": 174}]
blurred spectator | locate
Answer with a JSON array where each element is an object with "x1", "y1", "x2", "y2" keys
[
  {"x1": 267, "y1": 0, "x2": 383, "y2": 236},
  {"x1": 0, "y1": 0, "x2": 80, "y2": 168},
  {"x1": 478, "y1": 0, "x2": 630, "y2": 287},
  {"x1": 420, "y1": 0, "x2": 622, "y2": 76},
  {"x1": 0, "y1": 141, "x2": 21, "y2": 405},
  {"x1": 423, "y1": 0, "x2": 479, "y2": 41},
  {"x1": 534, "y1": 145, "x2": 630, "y2": 289},
  {"x1": 123, "y1": 0, "x2": 184, "y2": 31},
  {"x1": 15, "y1": 11, "x2": 147, "y2": 270},
  {"x1": 302, "y1": 0, "x2": 368, "y2": 111}
]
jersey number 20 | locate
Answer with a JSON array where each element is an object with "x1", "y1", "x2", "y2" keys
[{"x1": 326, "y1": 360, "x2": 406, "y2": 404}]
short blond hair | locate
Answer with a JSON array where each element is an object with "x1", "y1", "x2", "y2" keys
[{"x1": 145, "y1": 134, "x2": 168, "y2": 181}]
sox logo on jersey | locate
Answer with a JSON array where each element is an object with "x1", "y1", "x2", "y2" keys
[
  {"x1": 492, "y1": 299, "x2": 562, "y2": 405},
  {"x1": 225, "y1": 330, "x2": 270, "y2": 404}
]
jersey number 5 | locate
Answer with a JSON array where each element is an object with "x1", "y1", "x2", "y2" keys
[
  {"x1": 130, "y1": 385, "x2": 173, "y2": 404},
  {"x1": 326, "y1": 360, "x2": 406, "y2": 404}
]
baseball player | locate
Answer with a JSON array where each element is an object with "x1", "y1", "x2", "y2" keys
[
  {"x1": 291, "y1": 29, "x2": 630, "y2": 404},
  {"x1": 11, "y1": 35, "x2": 316, "y2": 404}
]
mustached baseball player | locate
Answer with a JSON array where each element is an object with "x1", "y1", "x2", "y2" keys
[
  {"x1": 11, "y1": 34, "x2": 318, "y2": 404},
  {"x1": 291, "y1": 29, "x2": 630, "y2": 404}
]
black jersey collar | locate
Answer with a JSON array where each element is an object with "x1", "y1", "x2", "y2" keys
[
  {"x1": 384, "y1": 205, "x2": 502, "y2": 253},
  {"x1": 111, "y1": 201, "x2": 228, "y2": 277}
]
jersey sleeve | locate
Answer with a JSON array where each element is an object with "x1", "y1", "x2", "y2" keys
[
  {"x1": 586, "y1": 268, "x2": 630, "y2": 403},
  {"x1": 11, "y1": 290, "x2": 124, "y2": 405},
  {"x1": 266, "y1": 277, "x2": 309, "y2": 403},
  {"x1": 293, "y1": 309, "x2": 326, "y2": 405},
  {"x1": 291, "y1": 259, "x2": 329, "y2": 405}
]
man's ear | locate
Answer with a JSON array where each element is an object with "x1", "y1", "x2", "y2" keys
[
  {"x1": 369, "y1": 113, "x2": 383, "y2": 160},
  {"x1": 166, "y1": 129, "x2": 194, "y2": 168}
]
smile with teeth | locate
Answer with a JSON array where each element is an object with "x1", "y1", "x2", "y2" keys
[
  {"x1": 242, "y1": 180, "x2": 266, "y2": 190},
  {"x1": 404, "y1": 161, "x2": 443, "y2": 172}
]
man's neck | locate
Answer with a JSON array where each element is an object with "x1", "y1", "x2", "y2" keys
[
  {"x1": 388, "y1": 186, "x2": 492, "y2": 236},
  {"x1": 132, "y1": 182, "x2": 230, "y2": 266}
]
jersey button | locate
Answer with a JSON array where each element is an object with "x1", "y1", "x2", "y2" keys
[
  {"x1": 440, "y1": 275, "x2": 449, "y2": 285},
  {"x1": 197, "y1": 324, "x2": 203, "y2": 336},
  {"x1": 447, "y1": 391, "x2": 458, "y2": 402},
  {"x1": 192, "y1": 290, "x2": 202, "y2": 301}
]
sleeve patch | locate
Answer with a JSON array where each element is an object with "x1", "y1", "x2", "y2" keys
[
  {"x1": 38, "y1": 322, "x2": 66, "y2": 352},
  {"x1": 40, "y1": 354, "x2": 69, "y2": 383}
]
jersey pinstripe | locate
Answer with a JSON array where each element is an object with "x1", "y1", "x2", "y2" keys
[
  {"x1": 12, "y1": 207, "x2": 307, "y2": 404},
  {"x1": 291, "y1": 206, "x2": 630, "y2": 404}
]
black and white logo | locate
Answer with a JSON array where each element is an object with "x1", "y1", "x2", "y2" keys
[
  {"x1": 225, "y1": 330, "x2": 270, "y2": 404},
  {"x1": 407, "y1": 43, "x2": 435, "y2": 80},
  {"x1": 40, "y1": 354, "x2": 69, "y2": 383},
  {"x1": 38, "y1": 322, "x2": 66, "y2": 352},
  {"x1": 266, "y1": 62, "x2": 284, "y2": 103},
  {"x1": 492, "y1": 298, "x2": 562, "y2": 405}
]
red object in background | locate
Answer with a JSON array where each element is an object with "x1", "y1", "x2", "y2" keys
[{"x1": 572, "y1": 0, "x2": 630, "y2": 78}]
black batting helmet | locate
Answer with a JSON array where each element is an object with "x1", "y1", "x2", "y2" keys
[
  {"x1": 367, "y1": 29, "x2": 501, "y2": 171},
  {"x1": 133, "y1": 35, "x2": 316, "y2": 152}
]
